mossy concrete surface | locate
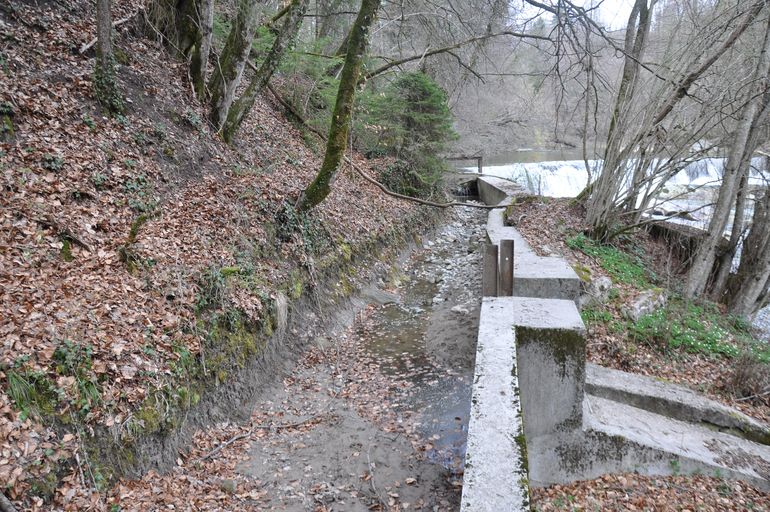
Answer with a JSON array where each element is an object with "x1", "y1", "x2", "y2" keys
[
  {"x1": 461, "y1": 298, "x2": 529, "y2": 512},
  {"x1": 465, "y1": 175, "x2": 770, "y2": 503}
]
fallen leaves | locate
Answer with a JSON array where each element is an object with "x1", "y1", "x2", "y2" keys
[{"x1": 1, "y1": 0, "x2": 419, "y2": 508}]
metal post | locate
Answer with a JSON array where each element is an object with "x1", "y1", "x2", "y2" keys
[
  {"x1": 499, "y1": 239, "x2": 514, "y2": 296},
  {"x1": 477, "y1": 156, "x2": 483, "y2": 174},
  {"x1": 482, "y1": 244, "x2": 499, "y2": 297}
]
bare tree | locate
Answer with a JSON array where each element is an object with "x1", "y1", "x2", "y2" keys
[
  {"x1": 208, "y1": 0, "x2": 266, "y2": 131},
  {"x1": 685, "y1": 9, "x2": 770, "y2": 299},
  {"x1": 222, "y1": 0, "x2": 311, "y2": 142},
  {"x1": 582, "y1": 0, "x2": 765, "y2": 241}
]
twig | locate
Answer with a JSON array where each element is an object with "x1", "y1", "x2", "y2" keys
[
  {"x1": 735, "y1": 390, "x2": 770, "y2": 402},
  {"x1": 79, "y1": 13, "x2": 138, "y2": 54},
  {"x1": 0, "y1": 492, "x2": 18, "y2": 512},
  {"x1": 74, "y1": 452, "x2": 87, "y2": 488},
  {"x1": 195, "y1": 413, "x2": 324, "y2": 462},
  {"x1": 365, "y1": 445, "x2": 387, "y2": 509},
  {"x1": 196, "y1": 431, "x2": 251, "y2": 462}
]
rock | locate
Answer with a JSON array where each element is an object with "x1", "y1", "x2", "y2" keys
[
  {"x1": 451, "y1": 305, "x2": 469, "y2": 314},
  {"x1": 218, "y1": 479, "x2": 237, "y2": 494},
  {"x1": 623, "y1": 288, "x2": 668, "y2": 322},
  {"x1": 579, "y1": 276, "x2": 613, "y2": 309}
]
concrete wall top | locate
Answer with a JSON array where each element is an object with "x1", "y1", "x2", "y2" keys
[
  {"x1": 461, "y1": 298, "x2": 530, "y2": 512},
  {"x1": 479, "y1": 178, "x2": 581, "y2": 302}
]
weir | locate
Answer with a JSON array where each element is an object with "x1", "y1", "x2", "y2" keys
[{"x1": 460, "y1": 177, "x2": 770, "y2": 511}]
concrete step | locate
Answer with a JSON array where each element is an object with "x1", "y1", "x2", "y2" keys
[
  {"x1": 586, "y1": 363, "x2": 770, "y2": 446},
  {"x1": 584, "y1": 395, "x2": 770, "y2": 491}
]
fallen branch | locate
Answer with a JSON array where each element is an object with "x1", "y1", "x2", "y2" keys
[
  {"x1": 79, "y1": 12, "x2": 138, "y2": 54},
  {"x1": 195, "y1": 413, "x2": 325, "y2": 462},
  {"x1": 735, "y1": 390, "x2": 770, "y2": 402},
  {"x1": 0, "y1": 492, "x2": 18, "y2": 512}
]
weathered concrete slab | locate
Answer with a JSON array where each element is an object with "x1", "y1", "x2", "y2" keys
[
  {"x1": 586, "y1": 363, "x2": 770, "y2": 446},
  {"x1": 484, "y1": 194, "x2": 581, "y2": 303},
  {"x1": 511, "y1": 298, "x2": 586, "y2": 441},
  {"x1": 461, "y1": 298, "x2": 529, "y2": 512},
  {"x1": 586, "y1": 396, "x2": 770, "y2": 490},
  {"x1": 528, "y1": 397, "x2": 770, "y2": 491}
]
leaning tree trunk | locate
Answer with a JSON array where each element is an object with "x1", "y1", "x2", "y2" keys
[
  {"x1": 94, "y1": 0, "x2": 123, "y2": 113},
  {"x1": 684, "y1": 13, "x2": 770, "y2": 298},
  {"x1": 208, "y1": 0, "x2": 265, "y2": 131},
  {"x1": 296, "y1": 0, "x2": 382, "y2": 211},
  {"x1": 728, "y1": 190, "x2": 770, "y2": 317},
  {"x1": 222, "y1": 0, "x2": 310, "y2": 142}
]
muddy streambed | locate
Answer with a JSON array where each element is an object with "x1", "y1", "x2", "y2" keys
[{"x1": 234, "y1": 206, "x2": 487, "y2": 511}]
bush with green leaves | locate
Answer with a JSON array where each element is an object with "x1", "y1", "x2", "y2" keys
[{"x1": 358, "y1": 72, "x2": 456, "y2": 198}]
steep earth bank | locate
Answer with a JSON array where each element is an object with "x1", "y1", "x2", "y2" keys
[{"x1": 108, "y1": 205, "x2": 487, "y2": 511}]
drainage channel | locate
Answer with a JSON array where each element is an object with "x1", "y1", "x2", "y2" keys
[
  {"x1": 236, "y1": 205, "x2": 487, "y2": 511},
  {"x1": 356, "y1": 205, "x2": 486, "y2": 476}
]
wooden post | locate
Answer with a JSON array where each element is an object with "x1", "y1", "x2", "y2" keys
[
  {"x1": 499, "y1": 239, "x2": 514, "y2": 296},
  {"x1": 483, "y1": 244, "x2": 499, "y2": 297}
]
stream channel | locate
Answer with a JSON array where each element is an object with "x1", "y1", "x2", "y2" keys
[{"x1": 236, "y1": 206, "x2": 487, "y2": 511}]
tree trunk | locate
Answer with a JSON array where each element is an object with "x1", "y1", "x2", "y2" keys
[
  {"x1": 728, "y1": 190, "x2": 770, "y2": 317},
  {"x1": 296, "y1": 0, "x2": 382, "y2": 211},
  {"x1": 94, "y1": 0, "x2": 123, "y2": 113},
  {"x1": 222, "y1": 0, "x2": 309, "y2": 142},
  {"x1": 710, "y1": 170, "x2": 749, "y2": 301},
  {"x1": 585, "y1": 0, "x2": 651, "y2": 241},
  {"x1": 684, "y1": 13, "x2": 770, "y2": 298},
  {"x1": 208, "y1": 0, "x2": 265, "y2": 131},
  {"x1": 190, "y1": 0, "x2": 214, "y2": 100}
]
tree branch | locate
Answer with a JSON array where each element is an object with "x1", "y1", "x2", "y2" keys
[
  {"x1": 266, "y1": 81, "x2": 504, "y2": 210},
  {"x1": 364, "y1": 30, "x2": 552, "y2": 81}
]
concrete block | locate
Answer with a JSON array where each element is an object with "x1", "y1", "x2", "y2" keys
[
  {"x1": 508, "y1": 298, "x2": 586, "y2": 440},
  {"x1": 485, "y1": 207, "x2": 581, "y2": 303},
  {"x1": 477, "y1": 176, "x2": 524, "y2": 206}
]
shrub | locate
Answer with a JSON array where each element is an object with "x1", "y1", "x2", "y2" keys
[{"x1": 725, "y1": 353, "x2": 769, "y2": 403}]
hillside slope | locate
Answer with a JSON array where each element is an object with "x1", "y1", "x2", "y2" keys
[{"x1": 0, "y1": 1, "x2": 433, "y2": 509}]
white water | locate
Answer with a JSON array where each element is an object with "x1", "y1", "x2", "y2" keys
[{"x1": 470, "y1": 156, "x2": 770, "y2": 199}]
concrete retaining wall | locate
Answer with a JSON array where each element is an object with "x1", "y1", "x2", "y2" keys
[{"x1": 461, "y1": 176, "x2": 770, "y2": 511}]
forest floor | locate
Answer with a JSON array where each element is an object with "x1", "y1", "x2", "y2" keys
[
  {"x1": 507, "y1": 197, "x2": 770, "y2": 511},
  {"x1": 0, "y1": 0, "x2": 439, "y2": 510}
]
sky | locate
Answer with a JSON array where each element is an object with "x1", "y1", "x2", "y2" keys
[
  {"x1": 590, "y1": 0, "x2": 635, "y2": 29},
  {"x1": 519, "y1": 0, "x2": 635, "y2": 30}
]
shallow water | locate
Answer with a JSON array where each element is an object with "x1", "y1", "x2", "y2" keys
[{"x1": 355, "y1": 207, "x2": 486, "y2": 475}]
